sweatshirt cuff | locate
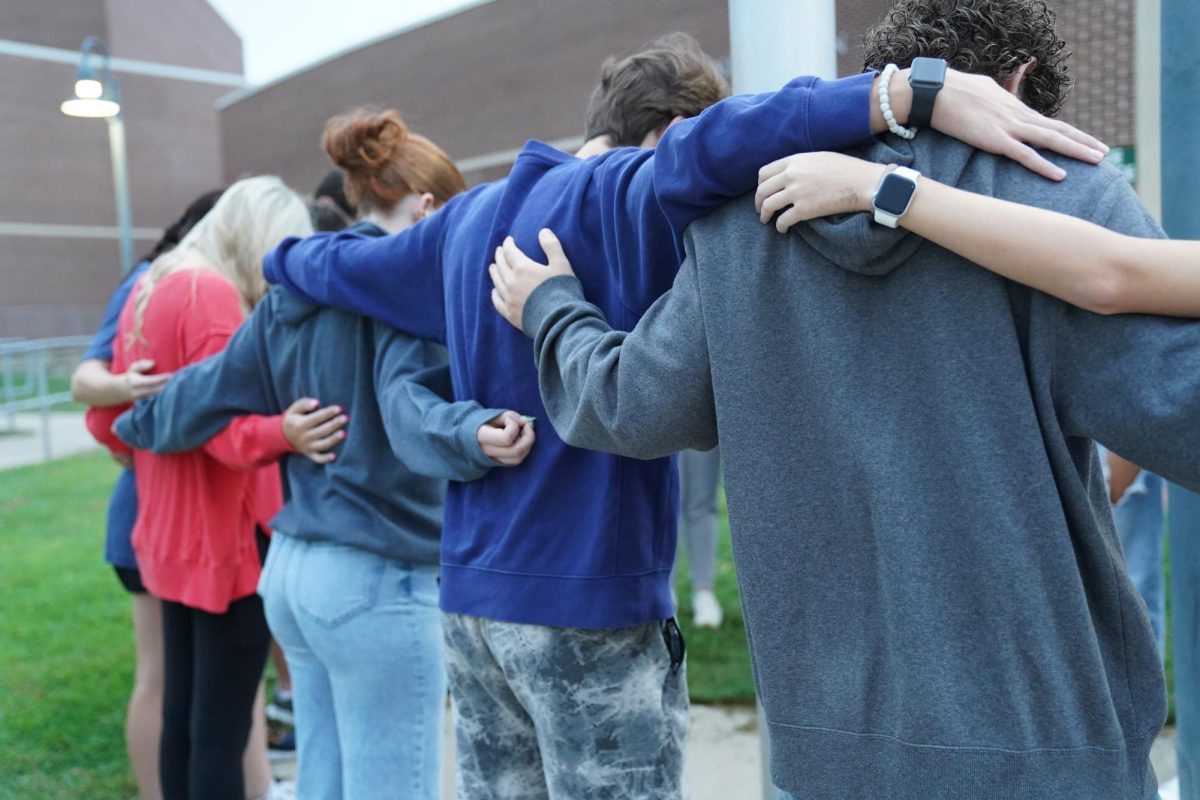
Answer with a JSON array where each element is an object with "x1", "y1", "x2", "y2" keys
[
  {"x1": 257, "y1": 414, "x2": 296, "y2": 459},
  {"x1": 457, "y1": 406, "x2": 510, "y2": 471},
  {"x1": 805, "y1": 71, "x2": 876, "y2": 150},
  {"x1": 113, "y1": 408, "x2": 142, "y2": 449},
  {"x1": 522, "y1": 275, "x2": 586, "y2": 340}
]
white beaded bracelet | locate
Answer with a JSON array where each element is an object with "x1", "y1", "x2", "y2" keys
[{"x1": 879, "y1": 63, "x2": 917, "y2": 140}]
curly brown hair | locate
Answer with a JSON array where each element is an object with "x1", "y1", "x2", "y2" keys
[{"x1": 862, "y1": 0, "x2": 1072, "y2": 117}]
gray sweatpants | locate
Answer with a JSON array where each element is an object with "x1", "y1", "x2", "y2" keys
[
  {"x1": 677, "y1": 447, "x2": 721, "y2": 589},
  {"x1": 442, "y1": 612, "x2": 689, "y2": 800}
]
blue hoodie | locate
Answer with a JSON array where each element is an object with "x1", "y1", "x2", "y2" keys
[
  {"x1": 264, "y1": 73, "x2": 876, "y2": 628},
  {"x1": 117, "y1": 222, "x2": 504, "y2": 564}
]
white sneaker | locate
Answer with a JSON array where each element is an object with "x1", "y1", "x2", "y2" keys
[
  {"x1": 262, "y1": 780, "x2": 296, "y2": 800},
  {"x1": 692, "y1": 589, "x2": 724, "y2": 629}
]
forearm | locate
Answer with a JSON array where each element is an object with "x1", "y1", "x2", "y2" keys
[
  {"x1": 526, "y1": 275, "x2": 717, "y2": 459},
  {"x1": 895, "y1": 179, "x2": 1200, "y2": 316},
  {"x1": 384, "y1": 369, "x2": 502, "y2": 482},
  {"x1": 264, "y1": 225, "x2": 447, "y2": 340},
  {"x1": 71, "y1": 360, "x2": 131, "y2": 407}
]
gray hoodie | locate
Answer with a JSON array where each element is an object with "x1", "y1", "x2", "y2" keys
[
  {"x1": 117, "y1": 224, "x2": 505, "y2": 565},
  {"x1": 522, "y1": 134, "x2": 1200, "y2": 799}
]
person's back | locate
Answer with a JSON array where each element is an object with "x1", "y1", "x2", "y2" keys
[{"x1": 679, "y1": 134, "x2": 1196, "y2": 797}]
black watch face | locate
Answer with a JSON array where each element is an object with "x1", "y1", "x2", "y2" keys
[
  {"x1": 910, "y1": 57, "x2": 947, "y2": 88},
  {"x1": 875, "y1": 174, "x2": 917, "y2": 216}
]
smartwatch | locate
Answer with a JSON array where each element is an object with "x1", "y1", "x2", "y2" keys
[
  {"x1": 872, "y1": 166, "x2": 921, "y2": 228},
  {"x1": 907, "y1": 57, "x2": 947, "y2": 129}
]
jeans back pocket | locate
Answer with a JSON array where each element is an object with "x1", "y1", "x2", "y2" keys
[{"x1": 296, "y1": 543, "x2": 385, "y2": 628}]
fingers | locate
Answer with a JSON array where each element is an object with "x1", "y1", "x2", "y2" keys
[
  {"x1": 755, "y1": 173, "x2": 788, "y2": 215},
  {"x1": 296, "y1": 404, "x2": 344, "y2": 432},
  {"x1": 305, "y1": 449, "x2": 337, "y2": 465},
  {"x1": 537, "y1": 229, "x2": 569, "y2": 271},
  {"x1": 305, "y1": 429, "x2": 346, "y2": 454},
  {"x1": 128, "y1": 358, "x2": 156, "y2": 374},
  {"x1": 307, "y1": 413, "x2": 348, "y2": 441},
  {"x1": 1019, "y1": 122, "x2": 1105, "y2": 165},
  {"x1": 774, "y1": 205, "x2": 807, "y2": 234},
  {"x1": 285, "y1": 397, "x2": 321, "y2": 415},
  {"x1": 758, "y1": 188, "x2": 794, "y2": 225},
  {"x1": 501, "y1": 236, "x2": 535, "y2": 270},
  {"x1": 488, "y1": 420, "x2": 536, "y2": 465},
  {"x1": 1006, "y1": 139, "x2": 1066, "y2": 182},
  {"x1": 1041, "y1": 115, "x2": 1108, "y2": 155},
  {"x1": 757, "y1": 157, "x2": 790, "y2": 183},
  {"x1": 489, "y1": 262, "x2": 508, "y2": 303}
]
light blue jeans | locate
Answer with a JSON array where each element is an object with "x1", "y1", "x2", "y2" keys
[
  {"x1": 1113, "y1": 472, "x2": 1167, "y2": 656},
  {"x1": 1170, "y1": 484, "x2": 1200, "y2": 800},
  {"x1": 259, "y1": 534, "x2": 445, "y2": 800}
]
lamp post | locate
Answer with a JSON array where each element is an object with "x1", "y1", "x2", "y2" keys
[{"x1": 60, "y1": 36, "x2": 135, "y2": 275}]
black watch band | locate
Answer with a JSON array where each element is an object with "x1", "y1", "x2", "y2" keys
[{"x1": 907, "y1": 57, "x2": 947, "y2": 129}]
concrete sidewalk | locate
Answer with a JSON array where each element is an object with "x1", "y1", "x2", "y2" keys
[
  {"x1": 271, "y1": 703, "x2": 762, "y2": 799},
  {"x1": 0, "y1": 411, "x2": 99, "y2": 471},
  {"x1": 270, "y1": 707, "x2": 1178, "y2": 799}
]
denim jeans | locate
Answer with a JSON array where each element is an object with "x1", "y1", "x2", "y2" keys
[
  {"x1": 1170, "y1": 484, "x2": 1200, "y2": 800},
  {"x1": 1113, "y1": 472, "x2": 1167, "y2": 655},
  {"x1": 259, "y1": 534, "x2": 445, "y2": 800}
]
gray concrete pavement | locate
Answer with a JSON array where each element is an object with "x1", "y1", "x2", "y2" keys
[
  {"x1": 0, "y1": 411, "x2": 99, "y2": 470},
  {"x1": 272, "y1": 703, "x2": 763, "y2": 799},
  {"x1": 271, "y1": 708, "x2": 1177, "y2": 799}
]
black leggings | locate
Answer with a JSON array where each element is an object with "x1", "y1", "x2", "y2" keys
[{"x1": 159, "y1": 594, "x2": 270, "y2": 800}]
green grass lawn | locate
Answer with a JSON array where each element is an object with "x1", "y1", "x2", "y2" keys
[
  {"x1": 0, "y1": 451, "x2": 136, "y2": 799},
  {"x1": 0, "y1": 452, "x2": 755, "y2": 796}
]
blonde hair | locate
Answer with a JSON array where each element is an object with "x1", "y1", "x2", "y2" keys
[{"x1": 131, "y1": 176, "x2": 312, "y2": 342}]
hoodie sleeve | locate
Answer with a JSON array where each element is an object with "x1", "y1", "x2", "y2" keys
[
  {"x1": 115, "y1": 297, "x2": 286, "y2": 468},
  {"x1": 1051, "y1": 176, "x2": 1200, "y2": 491},
  {"x1": 523, "y1": 245, "x2": 718, "y2": 459},
  {"x1": 602, "y1": 72, "x2": 875, "y2": 317},
  {"x1": 372, "y1": 323, "x2": 504, "y2": 482},
  {"x1": 262, "y1": 212, "x2": 448, "y2": 342},
  {"x1": 652, "y1": 72, "x2": 875, "y2": 236}
]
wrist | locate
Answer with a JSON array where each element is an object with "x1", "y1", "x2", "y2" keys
[
  {"x1": 859, "y1": 164, "x2": 891, "y2": 212},
  {"x1": 871, "y1": 68, "x2": 913, "y2": 133}
]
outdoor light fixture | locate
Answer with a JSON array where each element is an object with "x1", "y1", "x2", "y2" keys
[
  {"x1": 59, "y1": 36, "x2": 134, "y2": 273},
  {"x1": 60, "y1": 38, "x2": 121, "y2": 118}
]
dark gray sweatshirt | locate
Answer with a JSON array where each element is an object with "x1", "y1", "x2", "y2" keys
[
  {"x1": 522, "y1": 134, "x2": 1200, "y2": 799},
  {"x1": 116, "y1": 225, "x2": 504, "y2": 565}
]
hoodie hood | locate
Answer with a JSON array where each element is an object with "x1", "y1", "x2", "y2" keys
[
  {"x1": 797, "y1": 132, "x2": 977, "y2": 277},
  {"x1": 271, "y1": 220, "x2": 388, "y2": 326}
]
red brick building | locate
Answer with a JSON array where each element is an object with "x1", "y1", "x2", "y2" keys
[
  {"x1": 3, "y1": 0, "x2": 1138, "y2": 337},
  {"x1": 0, "y1": 0, "x2": 242, "y2": 338}
]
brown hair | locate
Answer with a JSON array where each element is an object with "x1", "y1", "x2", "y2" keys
[
  {"x1": 584, "y1": 32, "x2": 730, "y2": 147},
  {"x1": 862, "y1": 0, "x2": 1072, "y2": 117},
  {"x1": 322, "y1": 109, "x2": 466, "y2": 214}
]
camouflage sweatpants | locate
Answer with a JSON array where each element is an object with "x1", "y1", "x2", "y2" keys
[{"x1": 442, "y1": 612, "x2": 689, "y2": 800}]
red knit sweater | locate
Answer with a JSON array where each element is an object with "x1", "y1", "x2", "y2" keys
[{"x1": 86, "y1": 268, "x2": 293, "y2": 613}]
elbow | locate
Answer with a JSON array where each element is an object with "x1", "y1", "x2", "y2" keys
[
  {"x1": 1073, "y1": 270, "x2": 1130, "y2": 316},
  {"x1": 69, "y1": 369, "x2": 86, "y2": 403}
]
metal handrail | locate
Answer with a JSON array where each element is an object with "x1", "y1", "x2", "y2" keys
[{"x1": 0, "y1": 336, "x2": 92, "y2": 461}]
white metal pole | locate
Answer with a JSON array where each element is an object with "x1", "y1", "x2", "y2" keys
[
  {"x1": 728, "y1": 5, "x2": 839, "y2": 796},
  {"x1": 729, "y1": 0, "x2": 838, "y2": 94},
  {"x1": 1134, "y1": 0, "x2": 1162, "y2": 218},
  {"x1": 106, "y1": 114, "x2": 135, "y2": 274}
]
